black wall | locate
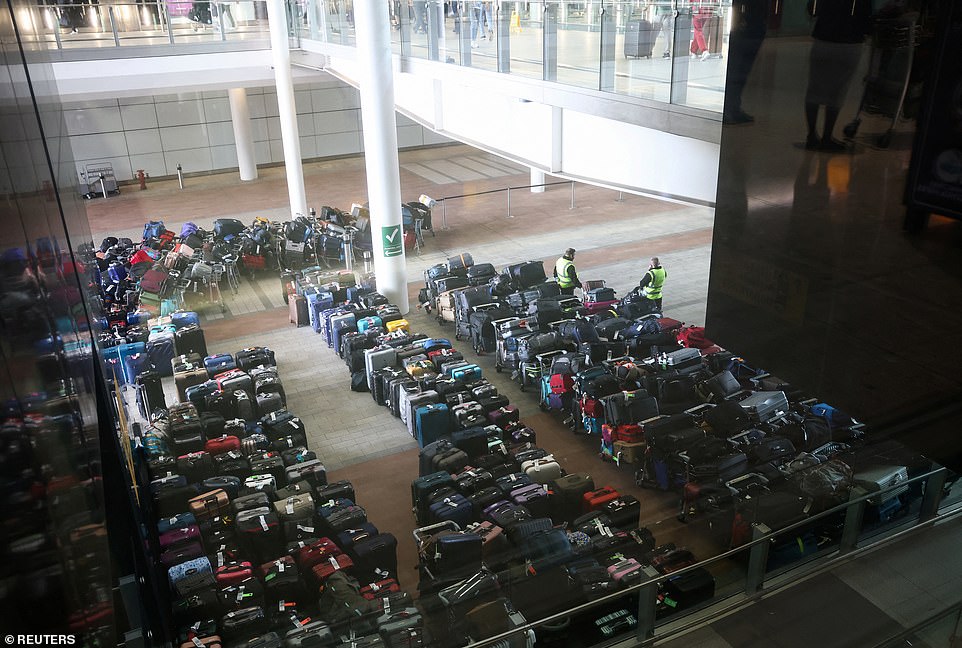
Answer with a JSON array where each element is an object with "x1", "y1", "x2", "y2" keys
[
  {"x1": 0, "y1": 0, "x2": 116, "y2": 638},
  {"x1": 706, "y1": 2, "x2": 962, "y2": 469}
]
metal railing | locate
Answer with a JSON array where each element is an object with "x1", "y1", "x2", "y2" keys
[
  {"x1": 430, "y1": 179, "x2": 577, "y2": 228},
  {"x1": 296, "y1": 0, "x2": 730, "y2": 112},
  {"x1": 447, "y1": 466, "x2": 960, "y2": 648},
  {"x1": 25, "y1": 0, "x2": 729, "y2": 113}
]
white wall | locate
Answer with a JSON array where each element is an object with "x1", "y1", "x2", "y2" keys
[
  {"x1": 63, "y1": 78, "x2": 449, "y2": 183},
  {"x1": 318, "y1": 49, "x2": 719, "y2": 205}
]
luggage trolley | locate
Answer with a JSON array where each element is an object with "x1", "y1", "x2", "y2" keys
[
  {"x1": 520, "y1": 349, "x2": 564, "y2": 393},
  {"x1": 843, "y1": 12, "x2": 920, "y2": 148},
  {"x1": 492, "y1": 317, "x2": 524, "y2": 373}
]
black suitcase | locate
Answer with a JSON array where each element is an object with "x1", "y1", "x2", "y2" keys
[
  {"x1": 507, "y1": 261, "x2": 547, "y2": 290},
  {"x1": 175, "y1": 325, "x2": 208, "y2": 358},
  {"x1": 236, "y1": 347, "x2": 277, "y2": 371},
  {"x1": 350, "y1": 532, "x2": 398, "y2": 582},
  {"x1": 661, "y1": 567, "x2": 716, "y2": 613},
  {"x1": 624, "y1": 18, "x2": 655, "y2": 58},
  {"x1": 136, "y1": 369, "x2": 166, "y2": 415}
]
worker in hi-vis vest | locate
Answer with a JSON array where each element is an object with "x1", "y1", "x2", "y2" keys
[
  {"x1": 640, "y1": 256, "x2": 667, "y2": 313},
  {"x1": 553, "y1": 248, "x2": 582, "y2": 296}
]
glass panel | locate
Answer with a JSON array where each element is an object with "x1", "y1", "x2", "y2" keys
[
  {"x1": 613, "y1": 0, "x2": 670, "y2": 101},
  {"x1": 457, "y1": 0, "x2": 498, "y2": 71},
  {"x1": 939, "y1": 470, "x2": 962, "y2": 512},
  {"x1": 552, "y1": 0, "x2": 603, "y2": 89},
  {"x1": 506, "y1": 0, "x2": 542, "y2": 79},
  {"x1": 680, "y1": 0, "x2": 727, "y2": 111}
]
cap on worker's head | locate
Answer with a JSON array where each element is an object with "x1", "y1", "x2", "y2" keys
[{"x1": 565, "y1": 248, "x2": 576, "y2": 258}]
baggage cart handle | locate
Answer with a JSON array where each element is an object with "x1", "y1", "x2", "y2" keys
[{"x1": 412, "y1": 520, "x2": 461, "y2": 543}]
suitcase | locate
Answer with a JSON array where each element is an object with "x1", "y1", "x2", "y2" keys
[
  {"x1": 451, "y1": 426, "x2": 488, "y2": 458},
  {"x1": 205, "y1": 354, "x2": 236, "y2": 377},
  {"x1": 613, "y1": 440, "x2": 646, "y2": 464},
  {"x1": 739, "y1": 391, "x2": 790, "y2": 423},
  {"x1": 350, "y1": 532, "x2": 399, "y2": 583},
  {"x1": 583, "y1": 486, "x2": 620, "y2": 513},
  {"x1": 236, "y1": 347, "x2": 276, "y2": 371},
  {"x1": 624, "y1": 18, "x2": 655, "y2": 58},
  {"x1": 415, "y1": 404, "x2": 452, "y2": 448},
  {"x1": 289, "y1": 294, "x2": 308, "y2": 327},
  {"x1": 175, "y1": 325, "x2": 208, "y2": 358},
  {"x1": 507, "y1": 261, "x2": 546, "y2": 289},
  {"x1": 446, "y1": 252, "x2": 475, "y2": 274}
]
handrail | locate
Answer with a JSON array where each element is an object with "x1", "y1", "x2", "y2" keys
[
  {"x1": 451, "y1": 465, "x2": 955, "y2": 648},
  {"x1": 433, "y1": 180, "x2": 592, "y2": 228}
]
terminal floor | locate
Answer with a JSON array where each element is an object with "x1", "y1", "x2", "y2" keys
[{"x1": 89, "y1": 144, "x2": 962, "y2": 643}]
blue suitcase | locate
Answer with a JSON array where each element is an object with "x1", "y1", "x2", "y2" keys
[
  {"x1": 356, "y1": 316, "x2": 383, "y2": 333},
  {"x1": 331, "y1": 314, "x2": 357, "y2": 352},
  {"x1": 307, "y1": 293, "x2": 334, "y2": 334},
  {"x1": 102, "y1": 341, "x2": 146, "y2": 364},
  {"x1": 147, "y1": 337, "x2": 176, "y2": 377},
  {"x1": 171, "y1": 311, "x2": 200, "y2": 329},
  {"x1": 127, "y1": 310, "x2": 150, "y2": 326},
  {"x1": 124, "y1": 352, "x2": 149, "y2": 384},
  {"x1": 428, "y1": 493, "x2": 474, "y2": 527},
  {"x1": 422, "y1": 338, "x2": 452, "y2": 353},
  {"x1": 416, "y1": 404, "x2": 451, "y2": 448},
  {"x1": 451, "y1": 364, "x2": 482, "y2": 382},
  {"x1": 204, "y1": 353, "x2": 235, "y2": 377},
  {"x1": 320, "y1": 307, "x2": 344, "y2": 347}
]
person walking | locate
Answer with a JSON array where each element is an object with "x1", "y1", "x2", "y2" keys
[
  {"x1": 639, "y1": 257, "x2": 667, "y2": 312},
  {"x1": 553, "y1": 248, "x2": 582, "y2": 296}
]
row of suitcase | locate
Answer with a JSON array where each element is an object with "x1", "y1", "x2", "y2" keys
[{"x1": 144, "y1": 397, "x2": 412, "y2": 646}]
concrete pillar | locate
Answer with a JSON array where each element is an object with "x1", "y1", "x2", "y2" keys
[
  {"x1": 266, "y1": 0, "x2": 308, "y2": 217},
  {"x1": 354, "y1": 0, "x2": 410, "y2": 313},
  {"x1": 228, "y1": 88, "x2": 258, "y2": 182},
  {"x1": 530, "y1": 167, "x2": 545, "y2": 193}
]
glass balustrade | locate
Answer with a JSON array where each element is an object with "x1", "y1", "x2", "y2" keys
[
  {"x1": 27, "y1": 0, "x2": 270, "y2": 48},
  {"x1": 26, "y1": 0, "x2": 730, "y2": 113},
  {"x1": 412, "y1": 465, "x2": 959, "y2": 648}
]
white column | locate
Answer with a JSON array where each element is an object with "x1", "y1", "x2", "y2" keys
[
  {"x1": 228, "y1": 88, "x2": 258, "y2": 182},
  {"x1": 354, "y1": 0, "x2": 410, "y2": 313},
  {"x1": 531, "y1": 167, "x2": 545, "y2": 193},
  {"x1": 266, "y1": 0, "x2": 308, "y2": 217}
]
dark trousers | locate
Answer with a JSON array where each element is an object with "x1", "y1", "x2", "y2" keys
[
  {"x1": 559, "y1": 285, "x2": 576, "y2": 296},
  {"x1": 646, "y1": 297, "x2": 662, "y2": 313}
]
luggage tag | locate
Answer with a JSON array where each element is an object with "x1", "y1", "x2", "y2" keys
[
  {"x1": 286, "y1": 499, "x2": 295, "y2": 516},
  {"x1": 259, "y1": 516, "x2": 269, "y2": 532},
  {"x1": 191, "y1": 638, "x2": 204, "y2": 648},
  {"x1": 328, "y1": 556, "x2": 340, "y2": 570}
]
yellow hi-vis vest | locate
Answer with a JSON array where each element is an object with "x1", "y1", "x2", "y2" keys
[
  {"x1": 555, "y1": 257, "x2": 576, "y2": 288},
  {"x1": 644, "y1": 267, "x2": 666, "y2": 300}
]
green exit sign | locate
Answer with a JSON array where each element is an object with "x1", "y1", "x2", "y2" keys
[{"x1": 381, "y1": 225, "x2": 402, "y2": 257}]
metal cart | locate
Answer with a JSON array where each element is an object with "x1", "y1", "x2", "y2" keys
[{"x1": 843, "y1": 12, "x2": 920, "y2": 148}]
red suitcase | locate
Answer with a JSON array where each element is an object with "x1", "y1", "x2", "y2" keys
[
  {"x1": 583, "y1": 486, "x2": 621, "y2": 513},
  {"x1": 295, "y1": 537, "x2": 341, "y2": 571},
  {"x1": 311, "y1": 553, "x2": 354, "y2": 583},
  {"x1": 614, "y1": 424, "x2": 644, "y2": 444},
  {"x1": 215, "y1": 562, "x2": 253, "y2": 586},
  {"x1": 204, "y1": 435, "x2": 241, "y2": 455}
]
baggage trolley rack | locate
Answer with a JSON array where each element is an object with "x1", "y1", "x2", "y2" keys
[
  {"x1": 843, "y1": 12, "x2": 921, "y2": 148},
  {"x1": 519, "y1": 349, "x2": 565, "y2": 392},
  {"x1": 412, "y1": 520, "x2": 461, "y2": 581},
  {"x1": 492, "y1": 317, "x2": 523, "y2": 373}
]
